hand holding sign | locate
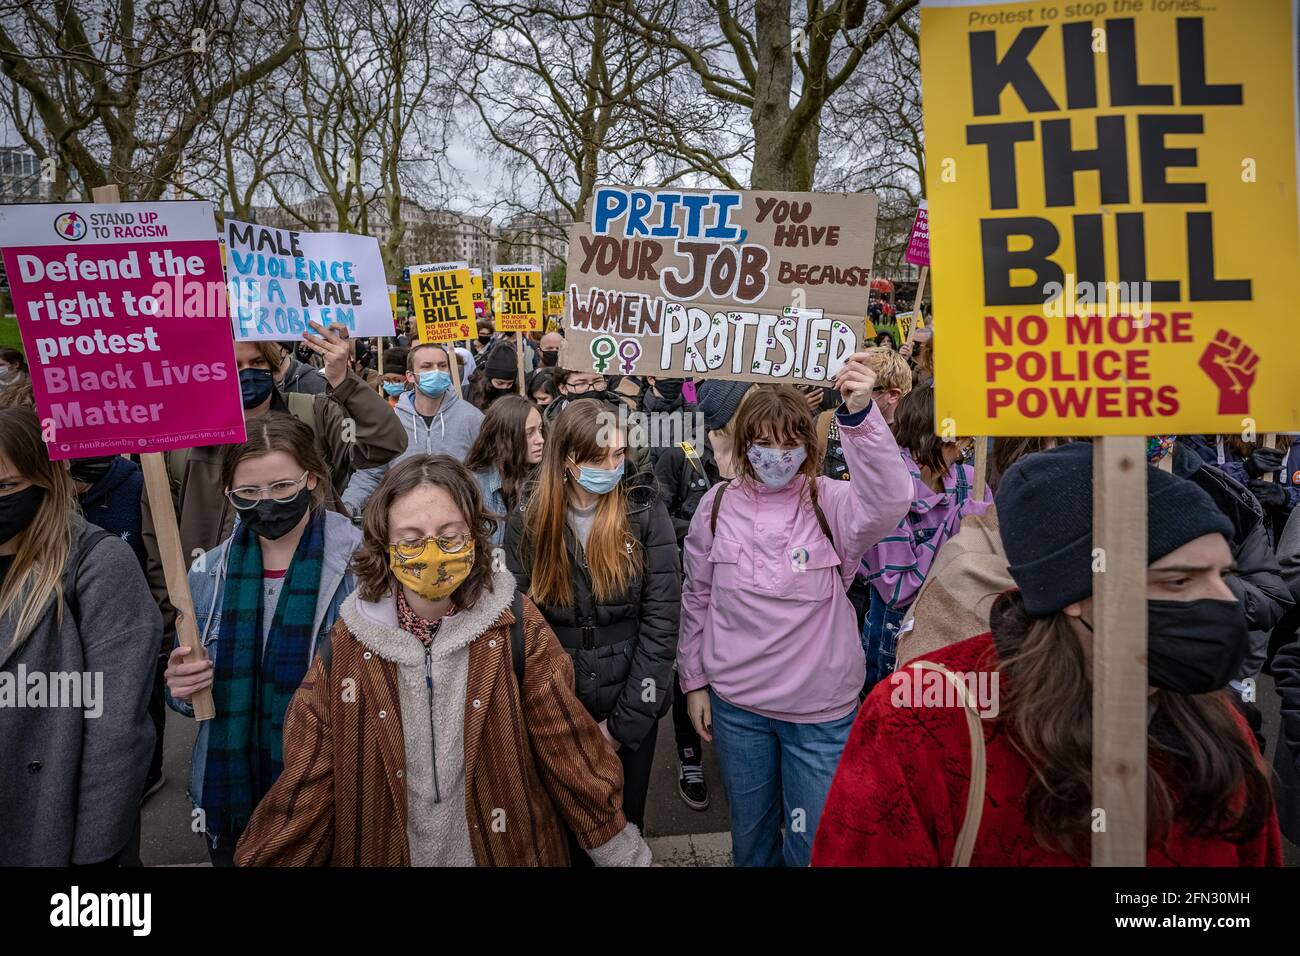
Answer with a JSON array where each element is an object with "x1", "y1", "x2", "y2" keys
[
  {"x1": 833, "y1": 351, "x2": 879, "y2": 416},
  {"x1": 304, "y1": 320, "x2": 352, "y2": 388}
]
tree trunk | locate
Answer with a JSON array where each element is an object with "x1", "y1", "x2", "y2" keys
[{"x1": 749, "y1": 0, "x2": 794, "y2": 190}]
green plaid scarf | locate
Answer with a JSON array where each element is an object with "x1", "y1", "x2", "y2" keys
[{"x1": 204, "y1": 509, "x2": 325, "y2": 841}]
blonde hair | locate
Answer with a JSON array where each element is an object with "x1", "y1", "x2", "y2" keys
[
  {"x1": 0, "y1": 408, "x2": 77, "y2": 647},
  {"x1": 861, "y1": 346, "x2": 913, "y2": 395}
]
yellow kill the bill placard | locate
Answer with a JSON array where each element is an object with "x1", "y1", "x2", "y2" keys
[{"x1": 921, "y1": 0, "x2": 1300, "y2": 435}]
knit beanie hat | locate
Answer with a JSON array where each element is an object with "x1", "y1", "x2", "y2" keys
[
  {"x1": 996, "y1": 441, "x2": 1232, "y2": 617},
  {"x1": 383, "y1": 347, "x2": 409, "y2": 376},
  {"x1": 484, "y1": 345, "x2": 518, "y2": 382},
  {"x1": 696, "y1": 380, "x2": 753, "y2": 432}
]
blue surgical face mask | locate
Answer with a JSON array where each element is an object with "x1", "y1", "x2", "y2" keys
[
  {"x1": 747, "y1": 444, "x2": 807, "y2": 489},
  {"x1": 416, "y1": 370, "x2": 452, "y2": 398},
  {"x1": 571, "y1": 459, "x2": 624, "y2": 495},
  {"x1": 382, "y1": 381, "x2": 406, "y2": 397}
]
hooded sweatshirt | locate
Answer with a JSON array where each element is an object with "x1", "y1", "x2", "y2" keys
[
  {"x1": 76, "y1": 455, "x2": 146, "y2": 569},
  {"x1": 343, "y1": 388, "x2": 484, "y2": 513}
]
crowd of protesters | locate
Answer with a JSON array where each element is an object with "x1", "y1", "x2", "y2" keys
[{"x1": 1, "y1": 308, "x2": 1297, "y2": 869}]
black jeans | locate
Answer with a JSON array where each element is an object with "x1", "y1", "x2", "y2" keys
[
  {"x1": 568, "y1": 720, "x2": 659, "y2": 866},
  {"x1": 672, "y1": 674, "x2": 701, "y2": 758}
]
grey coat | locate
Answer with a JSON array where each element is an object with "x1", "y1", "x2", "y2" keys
[{"x1": 0, "y1": 518, "x2": 161, "y2": 865}]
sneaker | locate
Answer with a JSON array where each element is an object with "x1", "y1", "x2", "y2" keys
[
  {"x1": 677, "y1": 750, "x2": 709, "y2": 811},
  {"x1": 141, "y1": 773, "x2": 165, "y2": 804}
]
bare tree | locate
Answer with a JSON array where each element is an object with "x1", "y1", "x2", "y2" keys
[
  {"x1": 619, "y1": 0, "x2": 918, "y2": 190},
  {"x1": 453, "y1": 0, "x2": 740, "y2": 250},
  {"x1": 0, "y1": 0, "x2": 304, "y2": 199},
  {"x1": 251, "y1": 0, "x2": 454, "y2": 276}
]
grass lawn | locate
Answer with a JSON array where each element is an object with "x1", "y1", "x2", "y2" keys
[{"x1": 0, "y1": 315, "x2": 23, "y2": 353}]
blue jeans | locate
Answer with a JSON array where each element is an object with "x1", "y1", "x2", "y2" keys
[
  {"x1": 862, "y1": 587, "x2": 906, "y2": 691},
  {"x1": 708, "y1": 689, "x2": 856, "y2": 867}
]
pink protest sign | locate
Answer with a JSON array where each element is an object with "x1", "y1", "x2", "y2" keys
[
  {"x1": 0, "y1": 201, "x2": 245, "y2": 460},
  {"x1": 905, "y1": 200, "x2": 929, "y2": 267}
]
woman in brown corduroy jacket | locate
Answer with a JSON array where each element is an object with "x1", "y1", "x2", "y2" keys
[{"x1": 235, "y1": 454, "x2": 653, "y2": 867}]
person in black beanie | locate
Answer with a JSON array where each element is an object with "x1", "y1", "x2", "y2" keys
[
  {"x1": 651, "y1": 378, "x2": 755, "y2": 812},
  {"x1": 814, "y1": 441, "x2": 1282, "y2": 866},
  {"x1": 380, "y1": 346, "x2": 410, "y2": 406},
  {"x1": 477, "y1": 344, "x2": 520, "y2": 410}
]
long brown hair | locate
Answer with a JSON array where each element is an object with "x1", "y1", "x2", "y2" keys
[
  {"x1": 893, "y1": 383, "x2": 954, "y2": 477},
  {"x1": 990, "y1": 590, "x2": 1273, "y2": 855},
  {"x1": 0, "y1": 407, "x2": 77, "y2": 646},
  {"x1": 730, "y1": 385, "x2": 827, "y2": 515},
  {"x1": 350, "y1": 455, "x2": 496, "y2": 606},
  {"x1": 523, "y1": 399, "x2": 640, "y2": 607},
  {"x1": 221, "y1": 413, "x2": 329, "y2": 512},
  {"x1": 464, "y1": 395, "x2": 537, "y2": 515}
]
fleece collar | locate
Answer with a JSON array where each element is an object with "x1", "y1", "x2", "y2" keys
[{"x1": 341, "y1": 566, "x2": 516, "y2": 666}]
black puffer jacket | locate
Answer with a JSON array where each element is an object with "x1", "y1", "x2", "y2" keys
[
  {"x1": 653, "y1": 437, "x2": 723, "y2": 547},
  {"x1": 1173, "y1": 443, "x2": 1292, "y2": 632},
  {"x1": 504, "y1": 468, "x2": 681, "y2": 749}
]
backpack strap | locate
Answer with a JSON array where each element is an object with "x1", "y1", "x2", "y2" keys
[
  {"x1": 709, "y1": 480, "x2": 730, "y2": 536},
  {"x1": 285, "y1": 390, "x2": 320, "y2": 438},
  {"x1": 510, "y1": 590, "x2": 525, "y2": 685},
  {"x1": 908, "y1": 660, "x2": 986, "y2": 867},
  {"x1": 166, "y1": 447, "x2": 189, "y2": 498},
  {"x1": 811, "y1": 497, "x2": 835, "y2": 551},
  {"x1": 63, "y1": 529, "x2": 114, "y2": 628},
  {"x1": 680, "y1": 441, "x2": 705, "y2": 478}
]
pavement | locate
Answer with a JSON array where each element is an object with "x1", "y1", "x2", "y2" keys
[{"x1": 141, "y1": 675, "x2": 1297, "y2": 867}]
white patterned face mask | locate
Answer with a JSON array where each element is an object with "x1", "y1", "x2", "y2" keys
[{"x1": 746, "y1": 444, "x2": 808, "y2": 489}]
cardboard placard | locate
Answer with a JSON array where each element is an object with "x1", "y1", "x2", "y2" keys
[
  {"x1": 408, "y1": 260, "x2": 475, "y2": 344},
  {"x1": 921, "y1": 0, "x2": 1300, "y2": 436},
  {"x1": 562, "y1": 187, "x2": 876, "y2": 385},
  {"x1": 493, "y1": 264, "x2": 543, "y2": 332},
  {"x1": 225, "y1": 219, "x2": 393, "y2": 341},
  {"x1": 0, "y1": 200, "x2": 245, "y2": 459}
]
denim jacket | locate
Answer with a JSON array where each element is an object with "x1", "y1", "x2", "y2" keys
[{"x1": 166, "y1": 509, "x2": 362, "y2": 838}]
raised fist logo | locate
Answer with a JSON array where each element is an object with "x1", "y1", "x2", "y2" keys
[{"x1": 1198, "y1": 330, "x2": 1258, "y2": 415}]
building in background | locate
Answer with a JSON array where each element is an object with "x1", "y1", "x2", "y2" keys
[
  {"x1": 496, "y1": 208, "x2": 572, "y2": 281},
  {"x1": 254, "y1": 197, "x2": 495, "y2": 278},
  {"x1": 0, "y1": 147, "x2": 49, "y2": 201}
]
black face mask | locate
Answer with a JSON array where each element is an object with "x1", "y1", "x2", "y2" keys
[
  {"x1": 486, "y1": 385, "x2": 515, "y2": 404},
  {"x1": 238, "y1": 491, "x2": 311, "y2": 541},
  {"x1": 239, "y1": 367, "x2": 275, "y2": 409},
  {"x1": 478, "y1": 334, "x2": 493, "y2": 345},
  {"x1": 69, "y1": 456, "x2": 116, "y2": 487},
  {"x1": 1147, "y1": 598, "x2": 1248, "y2": 695},
  {"x1": 540, "y1": 350, "x2": 559, "y2": 367},
  {"x1": 0, "y1": 485, "x2": 45, "y2": 545}
]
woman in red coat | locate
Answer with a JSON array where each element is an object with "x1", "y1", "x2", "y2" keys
[{"x1": 813, "y1": 443, "x2": 1281, "y2": 866}]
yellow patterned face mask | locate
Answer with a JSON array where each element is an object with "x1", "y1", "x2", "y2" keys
[{"x1": 389, "y1": 537, "x2": 475, "y2": 601}]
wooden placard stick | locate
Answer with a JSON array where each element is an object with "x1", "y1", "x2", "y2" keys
[
  {"x1": 376, "y1": 336, "x2": 383, "y2": 383},
  {"x1": 516, "y1": 331, "x2": 527, "y2": 395},
  {"x1": 92, "y1": 183, "x2": 215, "y2": 721},
  {"x1": 972, "y1": 438, "x2": 988, "y2": 501},
  {"x1": 447, "y1": 342, "x2": 462, "y2": 396},
  {"x1": 909, "y1": 265, "x2": 929, "y2": 338},
  {"x1": 1091, "y1": 435, "x2": 1147, "y2": 865}
]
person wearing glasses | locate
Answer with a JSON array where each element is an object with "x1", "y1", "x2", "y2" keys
[
  {"x1": 164, "y1": 413, "x2": 362, "y2": 866},
  {"x1": 235, "y1": 454, "x2": 654, "y2": 866},
  {"x1": 859, "y1": 383, "x2": 992, "y2": 694}
]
